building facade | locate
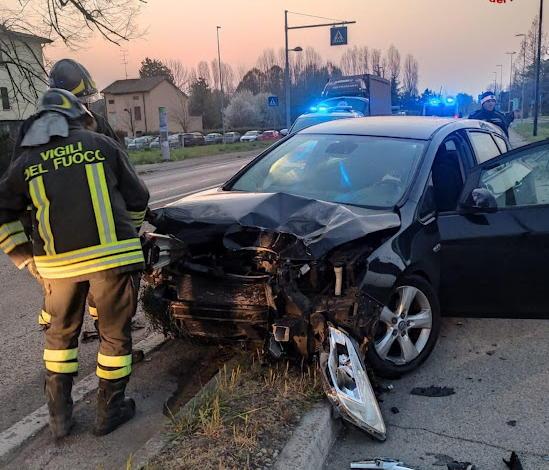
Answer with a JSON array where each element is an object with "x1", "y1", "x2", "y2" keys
[
  {"x1": 0, "y1": 28, "x2": 52, "y2": 135},
  {"x1": 102, "y1": 77, "x2": 202, "y2": 136}
]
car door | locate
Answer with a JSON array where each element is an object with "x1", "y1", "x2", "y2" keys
[{"x1": 438, "y1": 140, "x2": 549, "y2": 318}]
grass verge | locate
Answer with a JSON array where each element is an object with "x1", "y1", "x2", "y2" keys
[
  {"x1": 128, "y1": 141, "x2": 270, "y2": 165},
  {"x1": 146, "y1": 354, "x2": 324, "y2": 470},
  {"x1": 512, "y1": 121, "x2": 549, "y2": 143}
]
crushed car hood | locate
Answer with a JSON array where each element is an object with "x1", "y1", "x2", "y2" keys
[{"x1": 154, "y1": 191, "x2": 401, "y2": 258}]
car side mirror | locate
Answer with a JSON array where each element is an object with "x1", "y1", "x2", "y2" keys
[
  {"x1": 459, "y1": 188, "x2": 498, "y2": 214},
  {"x1": 280, "y1": 129, "x2": 288, "y2": 136}
]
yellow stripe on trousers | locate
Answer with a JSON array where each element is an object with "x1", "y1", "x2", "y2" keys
[
  {"x1": 29, "y1": 176, "x2": 55, "y2": 256},
  {"x1": 86, "y1": 163, "x2": 117, "y2": 245}
]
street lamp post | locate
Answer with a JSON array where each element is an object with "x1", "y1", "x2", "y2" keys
[
  {"x1": 516, "y1": 33, "x2": 527, "y2": 119},
  {"x1": 506, "y1": 52, "x2": 516, "y2": 112},
  {"x1": 493, "y1": 72, "x2": 498, "y2": 94},
  {"x1": 284, "y1": 10, "x2": 356, "y2": 129},
  {"x1": 496, "y1": 64, "x2": 503, "y2": 98},
  {"x1": 216, "y1": 26, "x2": 225, "y2": 137},
  {"x1": 534, "y1": 0, "x2": 544, "y2": 136}
]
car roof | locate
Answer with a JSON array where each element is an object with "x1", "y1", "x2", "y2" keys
[{"x1": 298, "y1": 116, "x2": 497, "y2": 140}]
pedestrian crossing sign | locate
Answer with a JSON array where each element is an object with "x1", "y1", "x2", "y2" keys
[
  {"x1": 268, "y1": 96, "x2": 279, "y2": 107},
  {"x1": 330, "y1": 27, "x2": 348, "y2": 46}
]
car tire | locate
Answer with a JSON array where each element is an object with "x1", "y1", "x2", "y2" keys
[{"x1": 367, "y1": 275, "x2": 440, "y2": 379}]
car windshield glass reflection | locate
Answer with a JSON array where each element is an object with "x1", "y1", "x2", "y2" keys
[
  {"x1": 231, "y1": 134, "x2": 425, "y2": 208},
  {"x1": 291, "y1": 114, "x2": 352, "y2": 133}
]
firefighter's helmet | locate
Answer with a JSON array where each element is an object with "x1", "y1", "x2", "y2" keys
[
  {"x1": 38, "y1": 88, "x2": 93, "y2": 120},
  {"x1": 49, "y1": 59, "x2": 98, "y2": 99}
]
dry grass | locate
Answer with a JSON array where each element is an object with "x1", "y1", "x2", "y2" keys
[{"x1": 148, "y1": 354, "x2": 323, "y2": 470}]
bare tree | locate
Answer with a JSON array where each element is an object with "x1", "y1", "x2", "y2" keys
[
  {"x1": 371, "y1": 48, "x2": 382, "y2": 77},
  {"x1": 385, "y1": 45, "x2": 401, "y2": 83},
  {"x1": 0, "y1": 0, "x2": 143, "y2": 106},
  {"x1": 257, "y1": 49, "x2": 277, "y2": 74},
  {"x1": 402, "y1": 54, "x2": 419, "y2": 97},
  {"x1": 170, "y1": 96, "x2": 191, "y2": 132},
  {"x1": 165, "y1": 59, "x2": 191, "y2": 92},
  {"x1": 222, "y1": 62, "x2": 235, "y2": 94},
  {"x1": 211, "y1": 58, "x2": 220, "y2": 90},
  {"x1": 197, "y1": 61, "x2": 211, "y2": 85},
  {"x1": 340, "y1": 46, "x2": 369, "y2": 75}
]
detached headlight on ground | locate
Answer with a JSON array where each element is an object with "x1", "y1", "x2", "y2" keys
[{"x1": 320, "y1": 325, "x2": 386, "y2": 441}]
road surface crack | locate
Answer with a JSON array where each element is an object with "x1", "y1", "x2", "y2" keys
[{"x1": 387, "y1": 422, "x2": 546, "y2": 458}]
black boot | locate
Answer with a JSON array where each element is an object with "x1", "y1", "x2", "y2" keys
[
  {"x1": 93, "y1": 378, "x2": 136, "y2": 436},
  {"x1": 44, "y1": 372, "x2": 74, "y2": 440}
]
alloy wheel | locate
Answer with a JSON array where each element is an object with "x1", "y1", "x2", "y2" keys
[{"x1": 374, "y1": 285, "x2": 433, "y2": 366}]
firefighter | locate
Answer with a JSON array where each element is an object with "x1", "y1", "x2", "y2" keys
[
  {"x1": 469, "y1": 91, "x2": 515, "y2": 137},
  {"x1": 0, "y1": 88, "x2": 150, "y2": 439},
  {"x1": 14, "y1": 59, "x2": 119, "y2": 330}
]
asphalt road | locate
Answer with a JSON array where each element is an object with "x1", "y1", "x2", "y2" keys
[
  {"x1": 0, "y1": 150, "x2": 256, "y2": 434},
  {"x1": 324, "y1": 317, "x2": 549, "y2": 470}
]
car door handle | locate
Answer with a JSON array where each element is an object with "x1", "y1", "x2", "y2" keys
[{"x1": 433, "y1": 243, "x2": 441, "y2": 253}]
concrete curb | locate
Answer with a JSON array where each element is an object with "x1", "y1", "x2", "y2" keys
[
  {"x1": 273, "y1": 401, "x2": 342, "y2": 470},
  {"x1": 130, "y1": 358, "x2": 239, "y2": 469},
  {"x1": 0, "y1": 332, "x2": 167, "y2": 464}
]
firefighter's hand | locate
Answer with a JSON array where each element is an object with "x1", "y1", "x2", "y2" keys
[{"x1": 27, "y1": 260, "x2": 43, "y2": 284}]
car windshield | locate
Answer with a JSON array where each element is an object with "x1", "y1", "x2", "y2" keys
[
  {"x1": 231, "y1": 134, "x2": 425, "y2": 208},
  {"x1": 245, "y1": 131, "x2": 259, "y2": 136},
  {"x1": 290, "y1": 114, "x2": 355, "y2": 133},
  {"x1": 134, "y1": 137, "x2": 147, "y2": 143},
  {"x1": 318, "y1": 97, "x2": 368, "y2": 114}
]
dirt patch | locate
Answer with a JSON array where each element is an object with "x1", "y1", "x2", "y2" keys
[{"x1": 146, "y1": 354, "x2": 324, "y2": 470}]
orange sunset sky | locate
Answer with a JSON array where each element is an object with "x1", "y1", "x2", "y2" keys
[{"x1": 39, "y1": 0, "x2": 543, "y2": 96}]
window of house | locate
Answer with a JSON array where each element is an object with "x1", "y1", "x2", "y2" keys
[
  {"x1": 108, "y1": 99, "x2": 115, "y2": 105},
  {"x1": 134, "y1": 106, "x2": 142, "y2": 121},
  {"x1": 0, "y1": 88, "x2": 10, "y2": 110},
  {"x1": 133, "y1": 95, "x2": 140, "y2": 100}
]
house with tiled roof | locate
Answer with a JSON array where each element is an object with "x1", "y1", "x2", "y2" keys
[{"x1": 102, "y1": 76, "x2": 202, "y2": 136}]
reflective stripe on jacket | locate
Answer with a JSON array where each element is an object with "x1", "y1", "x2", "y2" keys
[{"x1": 0, "y1": 124, "x2": 149, "y2": 279}]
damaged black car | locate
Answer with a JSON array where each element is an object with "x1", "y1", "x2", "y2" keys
[{"x1": 143, "y1": 116, "x2": 549, "y2": 438}]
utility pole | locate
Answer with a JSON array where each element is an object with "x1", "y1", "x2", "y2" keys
[
  {"x1": 216, "y1": 26, "x2": 225, "y2": 136},
  {"x1": 121, "y1": 50, "x2": 129, "y2": 79},
  {"x1": 496, "y1": 64, "x2": 503, "y2": 98},
  {"x1": 506, "y1": 52, "x2": 516, "y2": 112},
  {"x1": 516, "y1": 33, "x2": 527, "y2": 119},
  {"x1": 284, "y1": 10, "x2": 356, "y2": 129},
  {"x1": 493, "y1": 72, "x2": 498, "y2": 94},
  {"x1": 534, "y1": 0, "x2": 544, "y2": 136}
]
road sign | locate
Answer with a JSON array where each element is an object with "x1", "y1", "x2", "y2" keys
[
  {"x1": 330, "y1": 26, "x2": 348, "y2": 46},
  {"x1": 268, "y1": 96, "x2": 279, "y2": 107}
]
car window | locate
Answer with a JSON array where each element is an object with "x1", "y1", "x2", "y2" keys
[
  {"x1": 492, "y1": 134, "x2": 508, "y2": 153},
  {"x1": 431, "y1": 137, "x2": 465, "y2": 212},
  {"x1": 469, "y1": 132, "x2": 501, "y2": 163},
  {"x1": 231, "y1": 134, "x2": 426, "y2": 209},
  {"x1": 291, "y1": 114, "x2": 354, "y2": 133},
  {"x1": 479, "y1": 145, "x2": 549, "y2": 208}
]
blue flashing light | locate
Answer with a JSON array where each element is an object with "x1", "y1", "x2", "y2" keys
[
  {"x1": 429, "y1": 99, "x2": 441, "y2": 106},
  {"x1": 309, "y1": 106, "x2": 318, "y2": 112},
  {"x1": 446, "y1": 97, "x2": 455, "y2": 104},
  {"x1": 317, "y1": 106, "x2": 329, "y2": 112},
  {"x1": 339, "y1": 161, "x2": 352, "y2": 188}
]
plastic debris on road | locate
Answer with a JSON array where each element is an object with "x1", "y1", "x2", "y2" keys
[{"x1": 350, "y1": 458, "x2": 416, "y2": 469}]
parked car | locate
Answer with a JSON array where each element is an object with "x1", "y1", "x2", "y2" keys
[
  {"x1": 205, "y1": 133, "x2": 224, "y2": 144},
  {"x1": 127, "y1": 136, "x2": 151, "y2": 151},
  {"x1": 223, "y1": 132, "x2": 241, "y2": 144},
  {"x1": 149, "y1": 137, "x2": 160, "y2": 150},
  {"x1": 124, "y1": 137, "x2": 133, "y2": 147},
  {"x1": 258, "y1": 130, "x2": 280, "y2": 142},
  {"x1": 240, "y1": 130, "x2": 261, "y2": 142},
  {"x1": 181, "y1": 132, "x2": 205, "y2": 147},
  {"x1": 168, "y1": 134, "x2": 182, "y2": 149},
  {"x1": 143, "y1": 116, "x2": 527, "y2": 440}
]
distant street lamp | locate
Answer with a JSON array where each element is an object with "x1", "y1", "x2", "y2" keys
[
  {"x1": 534, "y1": 0, "x2": 544, "y2": 136},
  {"x1": 506, "y1": 52, "x2": 516, "y2": 112},
  {"x1": 493, "y1": 72, "x2": 498, "y2": 93},
  {"x1": 216, "y1": 26, "x2": 225, "y2": 137},
  {"x1": 496, "y1": 64, "x2": 503, "y2": 98},
  {"x1": 515, "y1": 33, "x2": 527, "y2": 119}
]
